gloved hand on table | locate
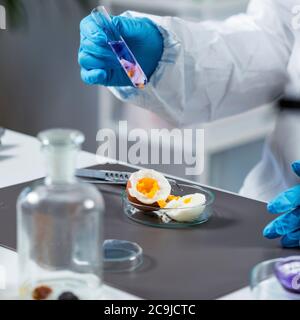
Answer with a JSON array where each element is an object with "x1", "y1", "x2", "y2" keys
[
  {"x1": 78, "y1": 14, "x2": 164, "y2": 87},
  {"x1": 264, "y1": 161, "x2": 300, "y2": 248}
]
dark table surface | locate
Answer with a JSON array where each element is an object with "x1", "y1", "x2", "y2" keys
[{"x1": 0, "y1": 163, "x2": 299, "y2": 299}]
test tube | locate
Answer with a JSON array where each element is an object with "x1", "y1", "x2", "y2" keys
[{"x1": 91, "y1": 6, "x2": 148, "y2": 89}]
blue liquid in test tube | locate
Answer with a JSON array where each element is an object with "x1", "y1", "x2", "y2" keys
[{"x1": 91, "y1": 6, "x2": 148, "y2": 89}]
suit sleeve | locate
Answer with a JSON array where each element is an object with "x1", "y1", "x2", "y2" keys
[{"x1": 110, "y1": 0, "x2": 292, "y2": 125}]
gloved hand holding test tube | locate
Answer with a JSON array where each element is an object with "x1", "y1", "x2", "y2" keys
[{"x1": 91, "y1": 6, "x2": 147, "y2": 89}]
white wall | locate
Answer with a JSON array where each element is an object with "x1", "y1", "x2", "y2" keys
[{"x1": 0, "y1": 0, "x2": 99, "y2": 151}]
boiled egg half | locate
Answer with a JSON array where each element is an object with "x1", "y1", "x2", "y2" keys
[{"x1": 126, "y1": 169, "x2": 171, "y2": 206}]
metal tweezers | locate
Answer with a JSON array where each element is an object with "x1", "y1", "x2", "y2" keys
[{"x1": 76, "y1": 168, "x2": 131, "y2": 185}]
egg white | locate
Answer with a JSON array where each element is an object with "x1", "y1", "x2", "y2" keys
[
  {"x1": 128, "y1": 169, "x2": 171, "y2": 205},
  {"x1": 164, "y1": 193, "x2": 206, "y2": 222}
]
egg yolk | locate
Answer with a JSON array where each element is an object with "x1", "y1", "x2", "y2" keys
[
  {"x1": 127, "y1": 69, "x2": 135, "y2": 78},
  {"x1": 136, "y1": 178, "x2": 160, "y2": 199},
  {"x1": 157, "y1": 200, "x2": 167, "y2": 208},
  {"x1": 168, "y1": 195, "x2": 180, "y2": 201},
  {"x1": 183, "y1": 197, "x2": 192, "y2": 204},
  {"x1": 158, "y1": 195, "x2": 182, "y2": 208}
]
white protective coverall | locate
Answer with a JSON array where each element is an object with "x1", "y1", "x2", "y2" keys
[{"x1": 110, "y1": 0, "x2": 300, "y2": 202}]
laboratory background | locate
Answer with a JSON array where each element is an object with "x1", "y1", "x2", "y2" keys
[{"x1": 0, "y1": 0, "x2": 277, "y2": 193}]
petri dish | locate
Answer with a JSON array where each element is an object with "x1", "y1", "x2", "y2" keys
[
  {"x1": 251, "y1": 257, "x2": 300, "y2": 300},
  {"x1": 103, "y1": 239, "x2": 143, "y2": 272},
  {"x1": 122, "y1": 183, "x2": 215, "y2": 229}
]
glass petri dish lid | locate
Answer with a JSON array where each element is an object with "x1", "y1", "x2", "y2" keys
[
  {"x1": 122, "y1": 183, "x2": 215, "y2": 229},
  {"x1": 103, "y1": 239, "x2": 143, "y2": 272}
]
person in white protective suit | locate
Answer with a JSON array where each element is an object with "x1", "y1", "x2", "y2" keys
[{"x1": 79, "y1": 0, "x2": 300, "y2": 247}]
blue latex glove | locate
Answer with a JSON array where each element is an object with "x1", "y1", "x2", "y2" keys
[
  {"x1": 264, "y1": 161, "x2": 300, "y2": 248},
  {"x1": 78, "y1": 14, "x2": 163, "y2": 87}
]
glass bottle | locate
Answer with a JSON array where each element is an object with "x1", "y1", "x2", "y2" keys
[{"x1": 17, "y1": 129, "x2": 104, "y2": 300}]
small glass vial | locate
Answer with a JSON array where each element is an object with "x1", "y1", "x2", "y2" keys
[{"x1": 17, "y1": 129, "x2": 104, "y2": 300}]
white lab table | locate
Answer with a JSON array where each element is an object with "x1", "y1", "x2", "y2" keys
[{"x1": 0, "y1": 129, "x2": 252, "y2": 300}]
